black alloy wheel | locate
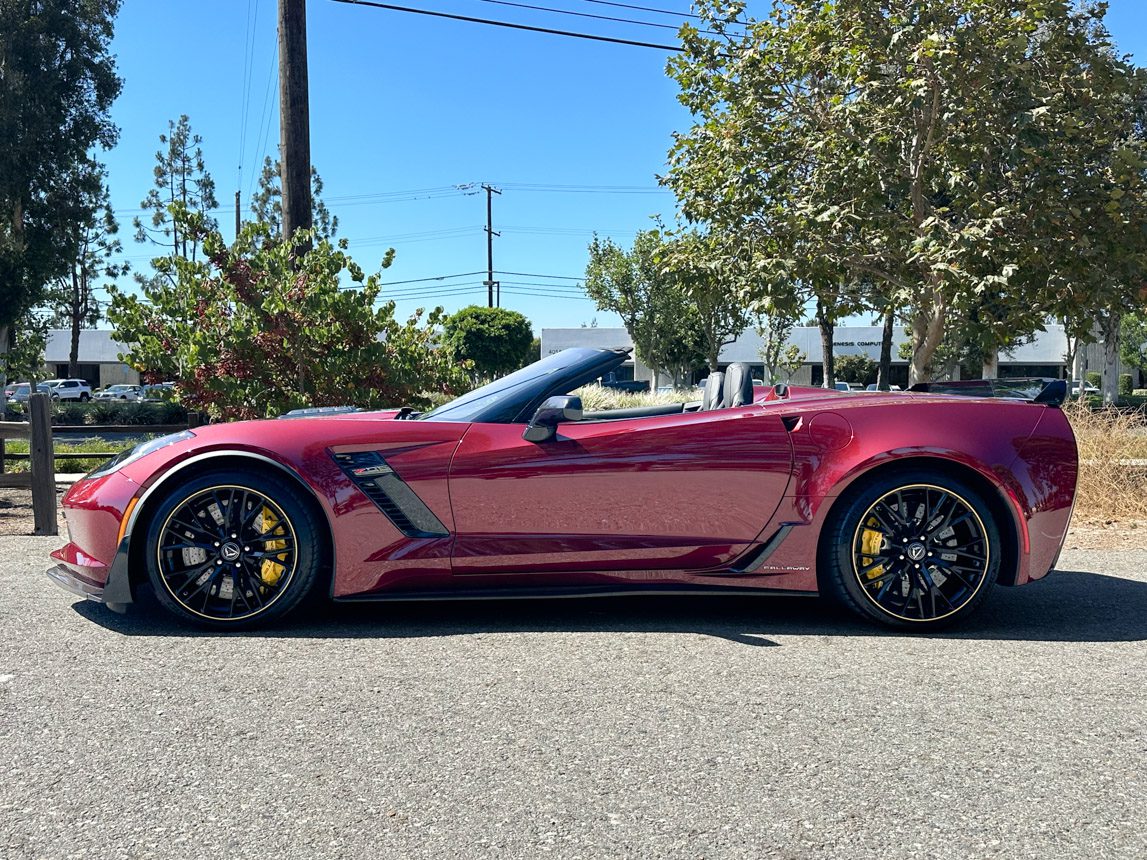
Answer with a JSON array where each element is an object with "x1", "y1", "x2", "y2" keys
[
  {"x1": 822, "y1": 470, "x2": 1001, "y2": 628},
  {"x1": 144, "y1": 469, "x2": 325, "y2": 627}
]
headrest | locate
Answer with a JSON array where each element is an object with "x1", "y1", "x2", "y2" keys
[
  {"x1": 702, "y1": 372, "x2": 725, "y2": 410},
  {"x1": 722, "y1": 362, "x2": 754, "y2": 408}
]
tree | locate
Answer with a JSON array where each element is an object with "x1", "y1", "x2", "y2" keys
[
  {"x1": 1121, "y1": 311, "x2": 1147, "y2": 376},
  {"x1": 666, "y1": 0, "x2": 1147, "y2": 386},
  {"x1": 835, "y1": 354, "x2": 878, "y2": 387},
  {"x1": 108, "y1": 206, "x2": 468, "y2": 420},
  {"x1": 755, "y1": 311, "x2": 804, "y2": 383},
  {"x1": 45, "y1": 164, "x2": 126, "y2": 376},
  {"x1": 584, "y1": 230, "x2": 692, "y2": 383},
  {"x1": 3, "y1": 308, "x2": 50, "y2": 383},
  {"x1": 442, "y1": 306, "x2": 534, "y2": 381},
  {"x1": 133, "y1": 115, "x2": 218, "y2": 262},
  {"x1": 250, "y1": 155, "x2": 338, "y2": 240},
  {"x1": 664, "y1": 231, "x2": 752, "y2": 372},
  {"x1": 0, "y1": 0, "x2": 121, "y2": 414}
]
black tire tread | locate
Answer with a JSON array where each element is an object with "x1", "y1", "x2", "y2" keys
[
  {"x1": 818, "y1": 468, "x2": 1001, "y2": 630},
  {"x1": 144, "y1": 468, "x2": 325, "y2": 629}
]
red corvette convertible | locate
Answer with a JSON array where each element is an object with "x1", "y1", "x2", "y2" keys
[{"x1": 48, "y1": 348, "x2": 1077, "y2": 630}]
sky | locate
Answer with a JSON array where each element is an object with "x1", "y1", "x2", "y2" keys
[{"x1": 100, "y1": 0, "x2": 1147, "y2": 335}]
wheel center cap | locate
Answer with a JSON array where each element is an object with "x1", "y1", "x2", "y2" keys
[
  {"x1": 221, "y1": 542, "x2": 242, "y2": 562},
  {"x1": 907, "y1": 542, "x2": 927, "y2": 562}
]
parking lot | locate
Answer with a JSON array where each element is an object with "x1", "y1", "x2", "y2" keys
[{"x1": 1, "y1": 535, "x2": 1144, "y2": 859}]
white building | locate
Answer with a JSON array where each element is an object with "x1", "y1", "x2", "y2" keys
[
  {"x1": 43, "y1": 329, "x2": 139, "y2": 388},
  {"x1": 541, "y1": 325, "x2": 1077, "y2": 387}
]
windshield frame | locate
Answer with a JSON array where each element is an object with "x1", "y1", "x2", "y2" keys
[{"x1": 421, "y1": 347, "x2": 630, "y2": 424}]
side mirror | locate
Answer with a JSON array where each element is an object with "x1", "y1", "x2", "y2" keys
[{"x1": 523, "y1": 395, "x2": 583, "y2": 443}]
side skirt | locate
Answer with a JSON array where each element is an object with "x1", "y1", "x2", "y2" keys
[{"x1": 334, "y1": 584, "x2": 819, "y2": 603}]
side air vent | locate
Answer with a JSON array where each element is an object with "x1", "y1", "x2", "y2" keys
[{"x1": 331, "y1": 451, "x2": 449, "y2": 538}]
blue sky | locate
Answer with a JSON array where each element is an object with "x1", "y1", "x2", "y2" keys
[{"x1": 101, "y1": 0, "x2": 1147, "y2": 334}]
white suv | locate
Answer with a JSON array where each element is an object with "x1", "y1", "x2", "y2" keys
[{"x1": 45, "y1": 379, "x2": 92, "y2": 401}]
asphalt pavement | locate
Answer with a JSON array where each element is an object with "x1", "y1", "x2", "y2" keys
[{"x1": 1, "y1": 537, "x2": 1144, "y2": 860}]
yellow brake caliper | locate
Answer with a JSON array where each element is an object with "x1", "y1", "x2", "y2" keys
[
  {"x1": 258, "y1": 506, "x2": 288, "y2": 587},
  {"x1": 859, "y1": 517, "x2": 884, "y2": 586}
]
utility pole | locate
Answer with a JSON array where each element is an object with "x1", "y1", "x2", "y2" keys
[
  {"x1": 278, "y1": 0, "x2": 313, "y2": 247},
  {"x1": 482, "y1": 184, "x2": 501, "y2": 307},
  {"x1": 235, "y1": 189, "x2": 241, "y2": 239}
]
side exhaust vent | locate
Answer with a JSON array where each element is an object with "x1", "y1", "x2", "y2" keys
[{"x1": 331, "y1": 451, "x2": 449, "y2": 538}]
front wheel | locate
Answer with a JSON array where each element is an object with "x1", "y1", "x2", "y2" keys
[
  {"x1": 79, "y1": 393, "x2": 90, "y2": 402},
  {"x1": 143, "y1": 469, "x2": 326, "y2": 628},
  {"x1": 820, "y1": 470, "x2": 1001, "y2": 629}
]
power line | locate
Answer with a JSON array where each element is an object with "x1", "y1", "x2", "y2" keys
[
  {"x1": 330, "y1": 0, "x2": 685, "y2": 51},
  {"x1": 496, "y1": 270, "x2": 583, "y2": 280},
  {"x1": 575, "y1": 0, "x2": 749, "y2": 27},
  {"x1": 376, "y1": 270, "x2": 487, "y2": 286},
  {"x1": 472, "y1": 0, "x2": 698, "y2": 33},
  {"x1": 575, "y1": 0, "x2": 704, "y2": 21}
]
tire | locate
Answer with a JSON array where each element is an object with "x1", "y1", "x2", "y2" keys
[
  {"x1": 819, "y1": 469, "x2": 1001, "y2": 630},
  {"x1": 143, "y1": 468, "x2": 326, "y2": 628},
  {"x1": 80, "y1": 393, "x2": 90, "y2": 402}
]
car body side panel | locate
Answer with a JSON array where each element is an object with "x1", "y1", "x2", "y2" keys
[
  {"x1": 448, "y1": 408, "x2": 794, "y2": 574},
  {"x1": 739, "y1": 397, "x2": 1075, "y2": 590},
  {"x1": 53, "y1": 391, "x2": 1077, "y2": 608},
  {"x1": 97, "y1": 416, "x2": 469, "y2": 600}
]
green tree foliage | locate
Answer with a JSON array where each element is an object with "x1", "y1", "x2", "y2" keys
[
  {"x1": 664, "y1": 231, "x2": 752, "y2": 371},
  {"x1": 250, "y1": 155, "x2": 338, "y2": 241},
  {"x1": 835, "y1": 354, "x2": 878, "y2": 387},
  {"x1": 584, "y1": 230, "x2": 693, "y2": 381},
  {"x1": 44, "y1": 163, "x2": 126, "y2": 376},
  {"x1": 1121, "y1": 312, "x2": 1147, "y2": 373},
  {"x1": 0, "y1": 0, "x2": 121, "y2": 410},
  {"x1": 108, "y1": 206, "x2": 468, "y2": 420},
  {"x1": 133, "y1": 115, "x2": 218, "y2": 261},
  {"x1": 442, "y1": 305, "x2": 534, "y2": 380},
  {"x1": 755, "y1": 311, "x2": 804, "y2": 383},
  {"x1": 666, "y1": 0, "x2": 1147, "y2": 385},
  {"x1": 3, "y1": 308, "x2": 49, "y2": 383}
]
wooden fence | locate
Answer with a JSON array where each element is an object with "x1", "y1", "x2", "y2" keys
[
  {"x1": 0, "y1": 394, "x2": 56, "y2": 535},
  {"x1": 0, "y1": 394, "x2": 202, "y2": 537}
]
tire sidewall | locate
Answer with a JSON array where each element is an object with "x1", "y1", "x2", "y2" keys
[
  {"x1": 821, "y1": 468, "x2": 1002, "y2": 630},
  {"x1": 143, "y1": 469, "x2": 323, "y2": 628}
]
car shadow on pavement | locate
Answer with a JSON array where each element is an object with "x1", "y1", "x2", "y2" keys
[{"x1": 71, "y1": 568, "x2": 1147, "y2": 646}]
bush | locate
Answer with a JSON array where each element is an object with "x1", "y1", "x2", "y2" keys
[
  {"x1": 1064, "y1": 400, "x2": 1147, "y2": 523},
  {"x1": 1118, "y1": 373, "x2": 1133, "y2": 397},
  {"x1": 1086, "y1": 371, "x2": 1102, "y2": 388},
  {"x1": 48, "y1": 400, "x2": 188, "y2": 426}
]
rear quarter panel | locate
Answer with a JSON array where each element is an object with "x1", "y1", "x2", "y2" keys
[{"x1": 750, "y1": 395, "x2": 1077, "y2": 590}]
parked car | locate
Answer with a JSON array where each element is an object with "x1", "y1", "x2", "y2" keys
[
  {"x1": 599, "y1": 372, "x2": 648, "y2": 394},
  {"x1": 865, "y1": 384, "x2": 903, "y2": 392},
  {"x1": 3, "y1": 382, "x2": 52, "y2": 404},
  {"x1": 142, "y1": 382, "x2": 176, "y2": 401},
  {"x1": 833, "y1": 381, "x2": 863, "y2": 392},
  {"x1": 1069, "y1": 380, "x2": 1100, "y2": 396},
  {"x1": 95, "y1": 384, "x2": 144, "y2": 401},
  {"x1": 48, "y1": 347, "x2": 1078, "y2": 632},
  {"x1": 44, "y1": 379, "x2": 92, "y2": 401}
]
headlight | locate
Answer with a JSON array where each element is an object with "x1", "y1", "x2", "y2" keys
[{"x1": 86, "y1": 431, "x2": 195, "y2": 479}]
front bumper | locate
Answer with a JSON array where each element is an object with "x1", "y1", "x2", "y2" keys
[{"x1": 46, "y1": 563, "x2": 106, "y2": 602}]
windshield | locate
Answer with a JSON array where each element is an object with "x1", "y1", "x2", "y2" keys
[{"x1": 421, "y1": 348, "x2": 627, "y2": 424}]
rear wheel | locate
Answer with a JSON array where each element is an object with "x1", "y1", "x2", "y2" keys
[
  {"x1": 821, "y1": 470, "x2": 1001, "y2": 629},
  {"x1": 144, "y1": 469, "x2": 325, "y2": 628}
]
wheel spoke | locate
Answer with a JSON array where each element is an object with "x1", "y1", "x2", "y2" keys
[
  {"x1": 852, "y1": 483, "x2": 990, "y2": 622},
  {"x1": 155, "y1": 484, "x2": 298, "y2": 621}
]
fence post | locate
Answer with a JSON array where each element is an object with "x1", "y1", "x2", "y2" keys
[
  {"x1": 29, "y1": 393, "x2": 57, "y2": 537},
  {"x1": 0, "y1": 436, "x2": 5, "y2": 474},
  {"x1": 188, "y1": 411, "x2": 201, "y2": 429}
]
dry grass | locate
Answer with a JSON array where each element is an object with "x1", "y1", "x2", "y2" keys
[
  {"x1": 1063, "y1": 400, "x2": 1147, "y2": 525},
  {"x1": 572, "y1": 385, "x2": 699, "y2": 411}
]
